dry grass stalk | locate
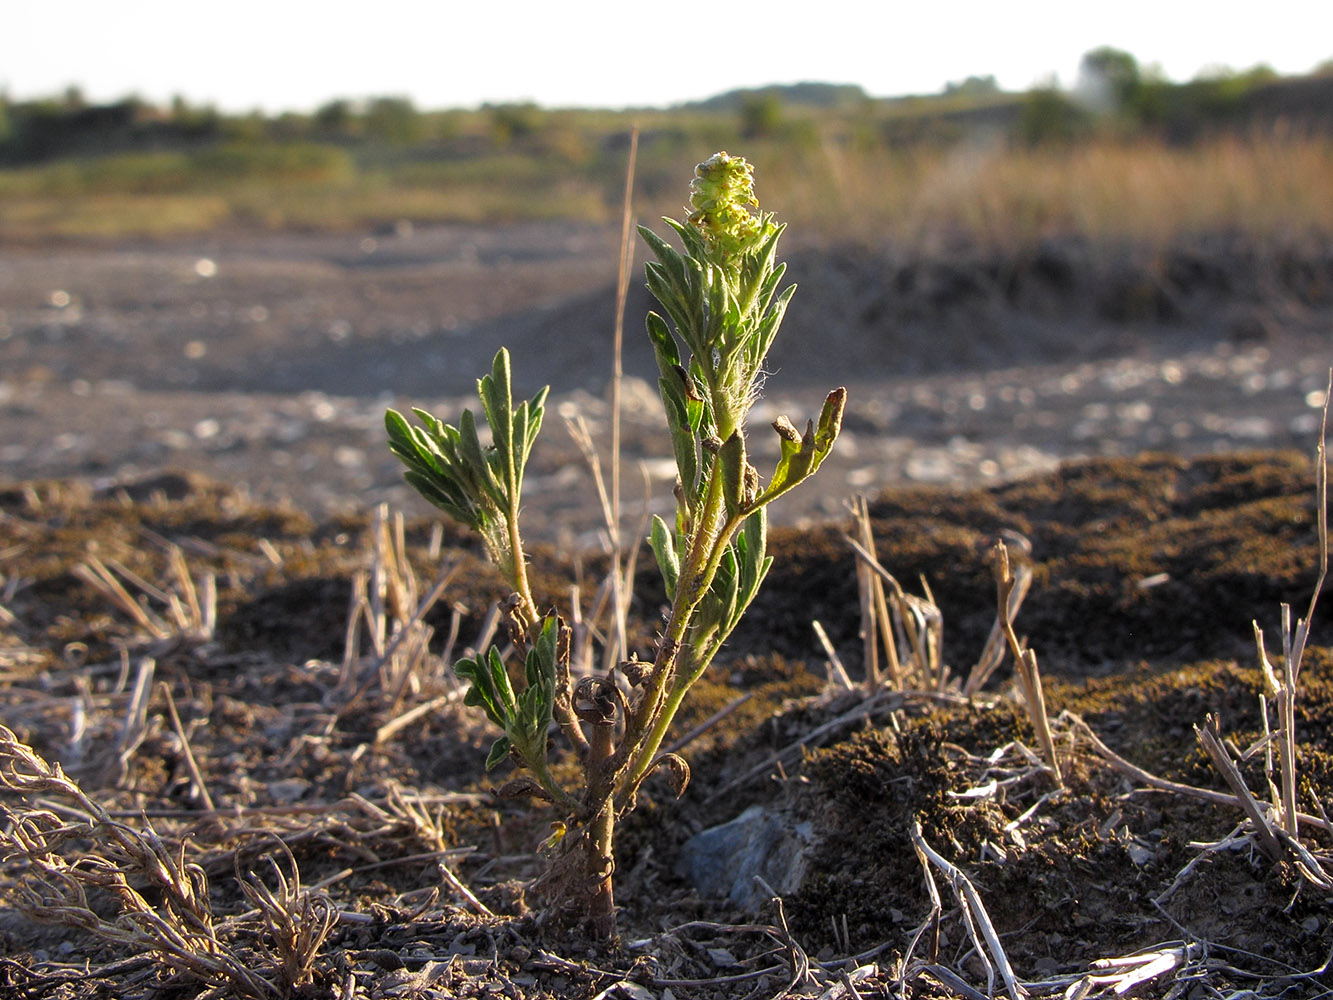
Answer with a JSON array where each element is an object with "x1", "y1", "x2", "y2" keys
[
  {"x1": 1188, "y1": 374, "x2": 1331, "y2": 886},
  {"x1": 1067, "y1": 712, "x2": 1333, "y2": 836},
  {"x1": 990, "y1": 539, "x2": 1062, "y2": 785},
  {"x1": 160, "y1": 681, "x2": 216, "y2": 812},
  {"x1": 0, "y1": 725, "x2": 285, "y2": 998},
  {"x1": 909, "y1": 820, "x2": 1027, "y2": 1000},
  {"x1": 108, "y1": 655, "x2": 154, "y2": 783},
  {"x1": 842, "y1": 534, "x2": 944, "y2": 689},
  {"x1": 1256, "y1": 373, "x2": 1329, "y2": 840},
  {"x1": 562, "y1": 419, "x2": 654, "y2": 676},
  {"x1": 74, "y1": 556, "x2": 171, "y2": 641},
  {"x1": 607, "y1": 126, "x2": 638, "y2": 673},
  {"x1": 75, "y1": 543, "x2": 216, "y2": 648},
  {"x1": 1194, "y1": 715, "x2": 1286, "y2": 863},
  {"x1": 1078, "y1": 945, "x2": 1194, "y2": 996},
  {"x1": 558, "y1": 129, "x2": 642, "y2": 679},
  {"x1": 964, "y1": 531, "x2": 1032, "y2": 695},
  {"x1": 334, "y1": 508, "x2": 457, "y2": 713},
  {"x1": 235, "y1": 843, "x2": 337, "y2": 991},
  {"x1": 848, "y1": 496, "x2": 895, "y2": 689},
  {"x1": 812, "y1": 619, "x2": 854, "y2": 691},
  {"x1": 785, "y1": 133, "x2": 1333, "y2": 248}
]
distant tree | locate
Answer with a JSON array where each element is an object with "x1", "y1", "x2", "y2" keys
[
  {"x1": 1078, "y1": 47, "x2": 1142, "y2": 113},
  {"x1": 487, "y1": 103, "x2": 543, "y2": 145},
  {"x1": 686, "y1": 82, "x2": 868, "y2": 112},
  {"x1": 364, "y1": 96, "x2": 424, "y2": 144},
  {"x1": 945, "y1": 75, "x2": 1000, "y2": 98},
  {"x1": 1190, "y1": 63, "x2": 1282, "y2": 125},
  {"x1": 169, "y1": 94, "x2": 221, "y2": 139},
  {"x1": 1019, "y1": 84, "x2": 1091, "y2": 144},
  {"x1": 740, "y1": 92, "x2": 782, "y2": 137},
  {"x1": 314, "y1": 99, "x2": 355, "y2": 137},
  {"x1": 270, "y1": 111, "x2": 313, "y2": 141},
  {"x1": 224, "y1": 110, "x2": 269, "y2": 144}
]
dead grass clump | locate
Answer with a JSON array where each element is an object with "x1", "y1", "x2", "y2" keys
[{"x1": 0, "y1": 725, "x2": 331, "y2": 998}]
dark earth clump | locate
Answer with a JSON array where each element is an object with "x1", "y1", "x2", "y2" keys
[{"x1": 2, "y1": 448, "x2": 1331, "y2": 998}]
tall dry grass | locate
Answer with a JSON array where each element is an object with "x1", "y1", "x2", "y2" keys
[
  {"x1": 1, "y1": 131, "x2": 1329, "y2": 246},
  {"x1": 760, "y1": 131, "x2": 1333, "y2": 249}
]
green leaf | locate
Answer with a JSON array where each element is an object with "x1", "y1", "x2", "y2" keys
[
  {"x1": 457, "y1": 408, "x2": 502, "y2": 507},
  {"x1": 730, "y1": 509, "x2": 772, "y2": 632},
  {"x1": 454, "y1": 647, "x2": 517, "y2": 731},
  {"x1": 522, "y1": 386, "x2": 549, "y2": 464},
  {"x1": 650, "y1": 515, "x2": 680, "y2": 599},
  {"x1": 485, "y1": 736, "x2": 512, "y2": 771},
  {"x1": 646, "y1": 310, "x2": 682, "y2": 369},
  {"x1": 749, "y1": 281, "x2": 796, "y2": 374},
  {"x1": 478, "y1": 349, "x2": 515, "y2": 466},
  {"x1": 752, "y1": 388, "x2": 847, "y2": 509}
]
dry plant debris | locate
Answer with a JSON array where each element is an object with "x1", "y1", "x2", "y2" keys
[{"x1": 1, "y1": 391, "x2": 1331, "y2": 998}]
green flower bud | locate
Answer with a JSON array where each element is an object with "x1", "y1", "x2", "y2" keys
[{"x1": 686, "y1": 151, "x2": 763, "y2": 258}]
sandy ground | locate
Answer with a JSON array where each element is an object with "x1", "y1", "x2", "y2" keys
[{"x1": 1, "y1": 222, "x2": 1330, "y2": 547}]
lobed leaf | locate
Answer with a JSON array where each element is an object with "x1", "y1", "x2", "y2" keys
[{"x1": 752, "y1": 387, "x2": 847, "y2": 509}]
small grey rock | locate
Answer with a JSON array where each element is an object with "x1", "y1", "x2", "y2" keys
[{"x1": 676, "y1": 804, "x2": 815, "y2": 913}]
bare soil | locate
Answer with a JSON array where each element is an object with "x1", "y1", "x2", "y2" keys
[
  {"x1": 1, "y1": 225, "x2": 1333, "y2": 998},
  {"x1": 2, "y1": 224, "x2": 1331, "y2": 543}
]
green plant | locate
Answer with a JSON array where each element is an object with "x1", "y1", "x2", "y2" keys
[{"x1": 385, "y1": 152, "x2": 845, "y2": 937}]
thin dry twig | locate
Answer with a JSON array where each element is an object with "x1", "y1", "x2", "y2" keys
[
  {"x1": 910, "y1": 820, "x2": 1027, "y2": 1000},
  {"x1": 74, "y1": 556, "x2": 171, "y2": 640},
  {"x1": 665, "y1": 691, "x2": 754, "y2": 756},
  {"x1": 160, "y1": 682, "x2": 216, "y2": 812},
  {"x1": 1067, "y1": 711, "x2": 1333, "y2": 835},
  {"x1": 848, "y1": 495, "x2": 897, "y2": 689},
  {"x1": 991, "y1": 539, "x2": 1062, "y2": 785},
  {"x1": 812, "y1": 619, "x2": 855, "y2": 691}
]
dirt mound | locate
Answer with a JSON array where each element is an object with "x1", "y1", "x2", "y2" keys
[{"x1": 2, "y1": 449, "x2": 1332, "y2": 997}]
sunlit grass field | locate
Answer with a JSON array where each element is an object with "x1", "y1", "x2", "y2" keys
[{"x1": 2, "y1": 112, "x2": 1329, "y2": 248}]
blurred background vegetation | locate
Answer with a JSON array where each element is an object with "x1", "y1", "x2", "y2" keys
[{"x1": 2, "y1": 47, "x2": 1330, "y2": 247}]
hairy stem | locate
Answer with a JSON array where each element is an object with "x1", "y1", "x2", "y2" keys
[
  {"x1": 505, "y1": 511, "x2": 538, "y2": 628},
  {"x1": 618, "y1": 467, "x2": 727, "y2": 771},
  {"x1": 616, "y1": 509, "x2": 748, "y2": 805},
  {"x1": 584, "y1": 718, "x2": 618, "y2": 938}
]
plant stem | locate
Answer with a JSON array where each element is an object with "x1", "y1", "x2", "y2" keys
[
  {"x1": 584, "y1": 717, "x2": 618, "y2": 938},
  {"x1": 617, "y1": 509, "x2": 747, "y2": 804},
  {"x1": 618, "y1": 468, "x2": 726, "y2": 768},
  {"x1": 506, "y1": 509, "x2": 537, "y2": 627},
  {"x1": 524, "y1": 754, "x2": 580, "y2": 814}
]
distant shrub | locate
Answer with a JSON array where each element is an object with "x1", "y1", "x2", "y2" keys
[
  {"x1": 740, "y1": 93, "x2": 783, "y2": 138},
  {"x1": 364, "y1": 97, "x2": 425, "y2": 145},
  {"x1": 1019, "y1": 87, "x2": 1092, "y2": 145},
  {"x1": 191, "y1": 143, "x2": 353, "y2": 184},
  {"x1": 487, "y1": 103, "x2": 545, "y2": 145}
]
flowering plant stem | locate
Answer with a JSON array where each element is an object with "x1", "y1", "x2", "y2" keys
[{"x1": 386, "y1": 152, "x2": 844, "y2": 938}]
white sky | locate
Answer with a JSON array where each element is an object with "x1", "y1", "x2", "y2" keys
[{"x1": 7, "y1": 0, "x2": 1332, "y2": 113}]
